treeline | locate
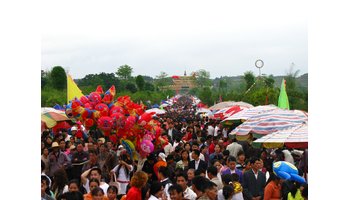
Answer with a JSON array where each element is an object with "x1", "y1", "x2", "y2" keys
[{"x1": 41, "y1": 65, "x2": 308, "y2": 111}]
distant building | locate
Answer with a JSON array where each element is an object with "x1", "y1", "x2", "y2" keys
[{"x1": 161, "y1": 71, "x2": 197, "y2": 94}]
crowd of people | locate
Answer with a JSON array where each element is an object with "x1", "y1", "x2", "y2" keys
[{"x1": 41, "y1": 96, "x2": 308, "y2": 200}]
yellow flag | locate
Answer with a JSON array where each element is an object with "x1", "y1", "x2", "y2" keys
[{"x1": 67, "y1": 74, "x2": 84, "y2": 104}]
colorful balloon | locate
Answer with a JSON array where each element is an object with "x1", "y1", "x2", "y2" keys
[
  {"x1": 273, "y1": 161, "x2": 306, "y2": 183},
  {"x1": 95, "y1": 103, "x2": 109, "y2": 116},
  {"x1": 140, "y1": 139, "x2": 154, "y2": 154},
  {"x1": 97, "y1": 116, "x2": 113, "y2": 135}
]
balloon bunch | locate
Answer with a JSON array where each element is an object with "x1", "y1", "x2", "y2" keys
[{"x1": 65, "y1": 85, "x2": 167, "y2": 156}]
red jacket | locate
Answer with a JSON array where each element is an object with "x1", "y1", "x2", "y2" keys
[{"x1": 126, "y1": 187, "x2": 142, "y2": 200}]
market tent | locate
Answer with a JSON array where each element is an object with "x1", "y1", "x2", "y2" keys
[
  {"x1": 230, "y1": 109, "x2": 308, "y2": 141},
  {"x1": 253, "y1": 123, "x2": 308, "y2": 149}
]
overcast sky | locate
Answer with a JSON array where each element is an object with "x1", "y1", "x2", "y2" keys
[{"x1": 41, "y1": 1, "x2": 307, "y2": 79}]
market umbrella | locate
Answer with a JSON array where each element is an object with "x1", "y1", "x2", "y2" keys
[
  {"x1": 211, "y1": 105, "x2": 244, "y2": 120},
  {"x1": 221, "y1": 105, "x2": 278, "y2": 126},
  {"x1": 230, "y1": 109, "x2": 308, "y2": 141},
  {"x1": 145, "y1": 108, "x2": 166, "y2": 115},
  {"x1": 209, "y1": 101, "x2": 253, "y2": 111},
  {"x1": 252, "y1": 123, "x2": 308, "y2": 149},
  {"x1": 195, "y1": 108, "x2": 212, "y2": 115},
  {"x1": 41, "y1": 107, "x2": 71, "y2": 128}
]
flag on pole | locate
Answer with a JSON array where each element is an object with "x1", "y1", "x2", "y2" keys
[
  {"x1": 67, "y1": 74, "x2": 84, "y2": 104},
  {"x1": 278, "y1": 78, "x2": 290, "y2": 109}
]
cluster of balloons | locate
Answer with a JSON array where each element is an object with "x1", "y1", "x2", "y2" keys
[{"x1": 65, "y1": 85, "x2": 168, "y2": 156}]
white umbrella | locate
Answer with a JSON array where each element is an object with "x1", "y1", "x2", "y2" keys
[{"x1": 145, "y1": 108, "x2": 166, "y2": 115}]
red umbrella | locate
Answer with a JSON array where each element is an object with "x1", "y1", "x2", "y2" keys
[{"x1": 52, "y1": 121, "x2": 72, "y2": 134}]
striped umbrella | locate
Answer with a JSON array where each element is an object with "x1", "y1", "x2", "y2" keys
[
  {"x1": 231, "y1": 109, "x2": 308, "y2": 141},
  {"x1": 221, "y1": 105, "x2": 278, "y2": 126},
  {"x1": 209, "y1": 101, "x2": 253, "y2": 111},
  {"x1": 41, "y1": 107, "x2": 70, "y2": 128},
  {"x1": 211, "y1": 106, "x2": 244, "y2": 120},
  {"x1": 253, "y1": 123, "x2": 308, "y2": 149}
]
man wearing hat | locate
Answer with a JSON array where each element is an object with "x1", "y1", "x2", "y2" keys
[{"x1": 48, "y1": 141, "x2": 71, "y2": 177}]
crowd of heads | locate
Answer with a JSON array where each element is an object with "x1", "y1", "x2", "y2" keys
[{"x1": 41, "y1": 95, "x2": 308, "y2": 200}]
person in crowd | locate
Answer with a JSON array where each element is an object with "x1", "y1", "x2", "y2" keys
[
  {"x1": 149, "y1": 181, "x2": 165, "y2": 200},
  {"x1": 168, "y1": 184, "x2": 184, "y2": 200},
  {"x1": 42, "y1": 147, "x2": 50, "y2": 175},
  {"x1": 301, "y1": 184, "x2": 307, "y2": 200},
  {"x1": 184, "y1": 142, "x2": 191, "y2": 153},
  {"x1": 91, "y1": 187, "x2": 108, "y2": 200},
  {"x1": 258, "y1": 158, "x2": 270, "y2": 182},
  {"x1": 98, "y1": 144, "x2": 110, "y2": 169},
  {"x1": 142, "y1": 153, "x2": 158, "y2": 183},
  {"x1": 191, "y1": 176, "x2": 211, "y2": 200},
  {"x1": 67, "y1": 179, "x2": 80, "y2": 192},
  {"x1": 235, "y1": 151, "x2": 246, "y2": 171},
  {"x1": 287, "y1": 181, "x2": 304, "y2": 200},
  {"x1": 153, "y1": 153, "x2": 168, "y2": 180},
  {"x1": 226, "y1": 138, "x2": 243, "y2": 159},
  {"x1": 189, "y1": 142, "x2": 205, "y2": 161},
  {"x1": 207, "y1": 166, "x2": 223, "y2": 190},
  {"x1": 158, "y1": 166, "x2": 173, "y2": 199},
  {"x1": 52, "y1": 168, "x2": 69, "y2": 199},
  {"x1": 263, "y1": 173, "x2": 281, "y2": 200},
  {"x1": 242, "y1": 157, "x2": 266, "y2": 200},
  {"x1": 81, "y1": 167, "x2": 110, "y2": 196},
  {"x1": 41, "y1": 160, "x2": 52, "y2": 189},
  {"x1": 57, "y1": 191, "x2": 84, "y2": 200},
  {"x1": 83, "y1": 178, "x2": 100, "y2": 200},
  {"x1": 82, "y1": 150, "x2": 100, "y2": 173},
  {"x1": 221, "y1": 156, "x2": 243, "y2": 183},
  {"x1": 200, "y1": 145, "x2": 210, "y2": 163},
  {"x1": 176, "y1": 150, "x2": 190, "y2": 171},
  {"x1": 106, "y1": 186, "x2": 118, "y2": 200},
  {"x1": 205, "y1": 181, "x2": 218, "y2": 200},
  {"x1": 189, "y1": 149, "x2": 208, "y2": 171},
  {"x1": 166, "y1": 154, "x2": 177, "y2": 181},
  {"x1": 42, "y1": 175, "x2": 55, "y2": 200},
  {"x1": 209, "y1": 144, "x2": 223, "y2": 165},
  {"x1": 110, "y1": 153, "x2": 133, "y2": 198},
  {"x1": 208, "y1": 136, "x2": 219, "y2": 155},
  {"x1": 176, "y1": 172, "x2": 197, "y2": 200},
  {"x1": 187, "y1": 169, "x2": 195, "y2": 187},
  {"x1": 126, "y1": 171, "x2": 148, "y2": 200},
  {"x1": 49, "y1": 141, "x2": 71, "y2": 177}
]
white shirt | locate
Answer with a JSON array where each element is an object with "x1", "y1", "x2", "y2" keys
[
  {"x1": 111, "y1": 164, "x2": 134, "y2": 194},
  {"x1": 148, "y1": 195, "x2": 160, "y2": 200},
  {"x1": 208, "y1": 125, "x2": 215, "y2": 136},
  {"x1": 217, "y1": 189, "x2": 244, "y2": 200},
  {"x1": 226, "y1": 142, "x2": 243, "y2": 158},
  {"x1": 282, "y1": 149, "x2": 295, "y2": 164},
  {"x1": 253, "y1": 169, "x2": 259, "y2": 180},
  {"x1": 183, "y1": 187, "x2": 197, "y2": 200},
  {"x1": 195, "y1": 159, "x2": 200, "y2": 170},
  {"x1": 222, "y1": 128, "x2": 228, "y2": 138},
  {"x1": 214, "y1": 126, "x2": 220, "y2": 137},
  {"x1": 160, "y1": 178, "x2": 172, "y2": 199},
  {"x1": 164, "y1": 143, "x2": 173, "y2": 156}
]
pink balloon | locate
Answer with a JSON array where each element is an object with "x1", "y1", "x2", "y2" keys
[{"x1": 140, "y1": 140, "x2": 154, "y2": 154}]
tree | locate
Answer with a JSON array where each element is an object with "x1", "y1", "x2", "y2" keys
[
  {"x1": 219, "y1": 79, "x2": 228, "y2": 93},
  {"x1": 135, "y1": 75, "x2": 145, "y2": 91},
  {"x1": 155, "y1": 71, "x2": 170, "y2": 88},
  {"x1": 144, "y1": 82, "x2": 155, "y2": 91},
  {"x1": 243, "y1": 71, "x2": 255, "y2": 90},
  {"x1": 116, "y1": 65, "x2": 133, "y2": 80},
  {"x1": 195, "y1": 69, "x2": 211, "y2": 88},
  {"x1": 51, "y1": 66, "x2": 66, "y2": 90},
  {"x1": 125, "y1": 83, "x2": 137, "y2": 93},
  {"x1": 41, "y1": 70, "x2": 49, "y2": 89},
  {"x1": 198, "y1": 87, "x2": 213, "y2": 105}
]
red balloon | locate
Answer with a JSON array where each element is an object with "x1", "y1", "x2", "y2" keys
[
  {"x1": 97, "y1": 116, "x2": 113, "y2": 133},
  {"x1": 125, "y1": 116, "x2": 137, "y2": 130},
  {"x1": 95, "y1": 103, "x2": 109, "y2": 116},
  {"x1": 80, "y1": 96, "x2": 90, "y2": 105},
  {"x1": 111, "y1": 113, "x2": 126, "y2": 128},
  {"x1": 83, "y1": 118, "x2": 94, "y2": 128},
  {"x1": 89, "y1": 92, "x2": 101, "y2": 107},
  {"x1": 138, "y1": 112, "x2": 154, "y2": 126},
  {"x1": 110, "y1": 106, "x2": 125, "y2": 115}
]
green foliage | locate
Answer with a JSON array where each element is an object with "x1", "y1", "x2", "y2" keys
[
  {"x1": 198, "y1": 87, "x2": 213, "y2": 105},
  {"x1": 41, "y1": 86, "x2": 66, "y2": 107},
  {"x1": 116, "y1": 65, "x2": 133, "y2": 80},
  {"x1": 195, "y1": 69, "x2": 211, "y2": 88},
  {"x1": 144, "y1": 82, "x2": 155, "y2": 91},
  {"x1": 135, "y1": 75, "x2": 145, "y2": 91},
  {"x1": 51, "y1": 66, "x2": 67, "y2": 90},
  {"x1": 243, "y1": 71, "x2": 255, "y2": 90},
  {"x1": 41, "y1": 70, "x2": 49, "y2": 89},
  {"x1": 125, "y1": 83, "x2": 137, "y2": 93}
]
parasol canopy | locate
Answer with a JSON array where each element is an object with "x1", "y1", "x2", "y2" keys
[
  {"x1": 209, "y1": 101, "x2": 253, "y2": 111},
  {"x1": 41, "y1": 107, "x2": 71, "y2": 128},
  {"x1": 253, "y1": 123, "x2": 308, "y2": 149},
  {"x1": 221, "y1": 105, "x2": 278, "y2": 126},
  {"x1": 145, "y1": 108, "x2": 166, "y2": 115},
  {"x1": 231, "y1": 109, "x2": 308, "y2": 141}
]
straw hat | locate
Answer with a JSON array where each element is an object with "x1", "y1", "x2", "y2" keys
[{"x1": 51, "y1": 142, "x2": 59, "y2": 148}]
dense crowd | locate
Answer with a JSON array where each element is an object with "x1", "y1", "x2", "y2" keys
[{"x1": 41, "y1": 97, "x2": 308, "y2": 200}]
